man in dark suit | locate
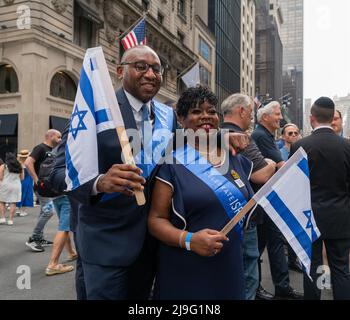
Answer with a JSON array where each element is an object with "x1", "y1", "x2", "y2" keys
[
  {"x1": 51, "y1": 46, "x2": 177, "y2": 299},
  {"x1": 290, "y1": 97, "x2": 350, "y2": 300}
]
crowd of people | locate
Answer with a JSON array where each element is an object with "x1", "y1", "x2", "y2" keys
[
  {"x1": 0, "y1": 129, "x2": 77, "y2": 277},
  {"x1": 2, "y1": 45, "x2": 350, "y2": 300}
]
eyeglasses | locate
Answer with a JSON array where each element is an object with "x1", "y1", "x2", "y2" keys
[
  {"x1": 120, "y1": 61, "x2": 164, "y2": 75},
  {"x1": 287, "y1": 131, "x2": 299, "y2": 137}
]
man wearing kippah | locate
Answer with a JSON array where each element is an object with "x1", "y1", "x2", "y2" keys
[{"x1": 290, "y1": 97, "x2": 350, "y2": 300}]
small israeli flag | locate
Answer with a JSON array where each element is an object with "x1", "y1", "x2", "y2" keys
[
  {"x1": 253, "y1": 147, "x2": 321, "y2": 277},
  {"x1": 65, "y1": 47, "x2": 123, "y2": 190}
]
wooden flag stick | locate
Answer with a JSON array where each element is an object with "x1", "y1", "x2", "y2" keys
[
  {"x1": 117, "y1": 127, "x2": 146, "y2": 206},
  {"x1": 220, "y1": 198, "x2": 257, "y2": 236}
]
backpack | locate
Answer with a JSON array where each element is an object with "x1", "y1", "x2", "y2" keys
[{"x1": 36, "y1": 151, "x2": 62, "y2": 197}]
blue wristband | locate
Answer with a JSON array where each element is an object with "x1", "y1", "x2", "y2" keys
[{"x1": 185, "y1": 232, "x2": 193, "y2": 251}]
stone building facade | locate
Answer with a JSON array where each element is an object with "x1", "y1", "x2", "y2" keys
[
  {"x1": 240, "y1": 0, "x2": 255, "y2": 98},
  {"x1": 0, "y1": 0, "x2": 199, "y2": 157}
]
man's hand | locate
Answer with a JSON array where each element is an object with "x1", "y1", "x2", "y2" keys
[
  {"x1": 96, "y1": 164, "x2": 146, "y2": 196},
  {"x1": 225, "y1": 132, "x2": 250, "y2": 155}
]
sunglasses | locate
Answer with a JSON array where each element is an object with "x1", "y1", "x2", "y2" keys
[{"x1": 287, "y1": 131, "x2": 299, "y2": 137}]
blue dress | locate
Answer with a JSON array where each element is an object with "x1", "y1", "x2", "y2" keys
[
  {"x1": 153, "y1": 152, "x2": 254, "y2": 300},
  {"x1": 17, "y1": 167, "x2": 34, "y2": 208}
]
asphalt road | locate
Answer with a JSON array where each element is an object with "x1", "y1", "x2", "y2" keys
[
  {"x1": 0, "y1": 206, "x2": 333, "y2": 300},
  {"x1": 0, "y1": 206, "x2": 76, "y2": 300}
]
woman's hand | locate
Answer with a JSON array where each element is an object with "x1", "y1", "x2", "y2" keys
[{"x1": 190, "y1": 229, "x2": 229, "y2": 257}]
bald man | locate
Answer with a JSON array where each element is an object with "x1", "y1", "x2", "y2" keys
[
  {"x1": 51, "y1": 46, "x2": 177, "y2": 300},
  {"x1": 25, "y1": 129, "x2": 62, "y2": 252}
]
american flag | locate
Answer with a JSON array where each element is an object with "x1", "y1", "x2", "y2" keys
[
  {"x1": 254, "y1": 96, "x2": 262, "y2": 109},
  {"x1": 121, "y1": 19, "x2": 146, "y2": 51}
]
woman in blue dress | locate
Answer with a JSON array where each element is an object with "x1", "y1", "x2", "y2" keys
[
  {"x1": 16, "y1": 150, "x2": 34, "y2": 216},
  {"x1": 148, "y1": 86, "x2": 254, "y2": 300}
]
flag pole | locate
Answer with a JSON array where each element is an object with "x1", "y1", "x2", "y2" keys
[
  {"x1": 116, "y1": 11, "x2": 149, "y2": 41},
  {"x1": 94, "y1": 48, "x2": 146, "y2": 206},
  {"x1": 220, "y1": 199, "x2": 257, "y2": 235},
  {"x1": 176, "y1": 60, "x2": 198, "y2": 79}
]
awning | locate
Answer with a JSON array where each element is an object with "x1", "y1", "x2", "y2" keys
[
  {"x1": 0, "y1": 114, "x2": 18, "y2": 136},
  {"x1": 75, "y1": 0, "x2": 104, "y2": 28},
  {"x1": 49, "y1": 116, "x2": 69, "y2": 134}
]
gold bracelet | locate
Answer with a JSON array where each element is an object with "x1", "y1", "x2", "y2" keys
[{"x1": 178, "y1": 231, "x2": 187, "y2": 248}]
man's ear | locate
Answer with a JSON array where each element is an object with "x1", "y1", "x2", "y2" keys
[
  {"x1": 240, "y1": 106, "x2": 245, "y2": 118},
  {"x1": 116, "y1": 65, "x2": 124, "y2": 80}
]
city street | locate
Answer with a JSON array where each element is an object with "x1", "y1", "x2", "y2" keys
[{"x1": 0, "y1": 206, "x2": 332, "y2": 300}]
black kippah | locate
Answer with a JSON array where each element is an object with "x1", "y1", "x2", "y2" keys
[{"x1": 314, "y1": 97, "x2": 335, "y2": 109}]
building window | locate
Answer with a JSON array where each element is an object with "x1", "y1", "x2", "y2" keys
[
  {"x1": 198, "y1": 37, "x2": 211, "y2": 63},
  {"x1": 73, "y1": 0, "x2": 103, "y2": 49},
  {"x1": 178, "y1": 30, "x2": 185, "y2": 44},
  {"x1": 0, "y1": 64, "x2": 19, "y2": 94},
  {"x1": 157, "y1": 11, "x2": 164, "y2": 25},
  {"x1": 199, "y1": 65, "x2": 211, "y2": 87},
  {"x1": 142, "y1": 0, "x2": 150, "y2": 11},
  {"x1": 178, "y1": 0, "x2": 186, "y2": 20},
  {"x1": 50, "y1": 71, "x2": 77, "y2": 102}
]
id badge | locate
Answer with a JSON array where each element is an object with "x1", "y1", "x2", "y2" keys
[{"x1": 231, "y1": 170, "x2": 245, "y2": 188}]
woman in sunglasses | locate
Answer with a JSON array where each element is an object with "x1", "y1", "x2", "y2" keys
[{"x1": 279, "y1": 123, "x2": 301, "y2": 161}]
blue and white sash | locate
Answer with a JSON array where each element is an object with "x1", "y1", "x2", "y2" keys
[
  {"x1": 101, "y1": 101, "x2": 174, "y2": 203},
  {"x1": 174, "y1": 144, "x2": 247, "y2": 236}
]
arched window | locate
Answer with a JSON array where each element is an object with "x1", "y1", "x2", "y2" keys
[
  {"x1": 0, "y1": 64, "x2": 19, "y2": 94},
  {"x1": 50, "y1": 71, "x2": 77, "y2": 101}
]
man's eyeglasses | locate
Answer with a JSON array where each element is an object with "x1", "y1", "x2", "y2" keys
[
  {"x1": 287, "y1": 131, "x2": 299, "y2": 137},
  {"x1": 120, "y1": 61, "x2": 164, "y2": 75}
]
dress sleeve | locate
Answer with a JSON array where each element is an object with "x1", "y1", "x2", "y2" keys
[
  {"x1": 156, "y1": 163, "x2": 175, "y2": 190},
  {"x1": 155, "y1": 163, "x2": 187, "y2": 230}
]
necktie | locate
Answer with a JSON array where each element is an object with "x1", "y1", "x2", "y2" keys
[{"x1": 141, "y1": 104, "x2": 151, "y2": 144}]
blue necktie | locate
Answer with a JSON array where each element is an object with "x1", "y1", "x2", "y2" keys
[
  {"x1": 141, "y1": 103, "x2": 150, "y2": 122},
  {"x1": 141, "y1": 104, "x2": 151, "y2": 144}
]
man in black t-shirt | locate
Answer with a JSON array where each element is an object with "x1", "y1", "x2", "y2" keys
[{"x1": 24, "y1": 129, "x2": 62, "y2": 252}]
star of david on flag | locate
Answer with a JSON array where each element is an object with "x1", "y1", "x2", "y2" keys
[
  {"x1": 69, "y1": 104, "x2": 88, "y2": 140},
  {"x1": 252, "y1": 147, "x2": 321, "y2": 277},
  {"x1": 121, "y1": 18, "x2": 147, "y2": 51},
  {"x1": 65, "y1": 47, "x2": 123, "y2": 191}
]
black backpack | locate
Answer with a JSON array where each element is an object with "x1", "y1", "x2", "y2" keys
[{"x1": 37, "y1": 151, "x2": 62, "y2": 197}]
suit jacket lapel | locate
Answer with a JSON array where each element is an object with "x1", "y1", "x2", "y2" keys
[{"x1": 116, "y1": 89, "x2": 138, "y2": 130}]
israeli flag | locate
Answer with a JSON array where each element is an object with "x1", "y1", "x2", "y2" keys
[
  {"x1": 65, "y1": 47, "x2": 124, "y2": 190},
  {"x1": 253, "y1": 147, "x2": 321, "y2": 277}
]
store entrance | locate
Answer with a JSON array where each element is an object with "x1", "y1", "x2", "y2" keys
[{"x1": 0, "y1": 114, "x2": 18, "y2": 161}]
